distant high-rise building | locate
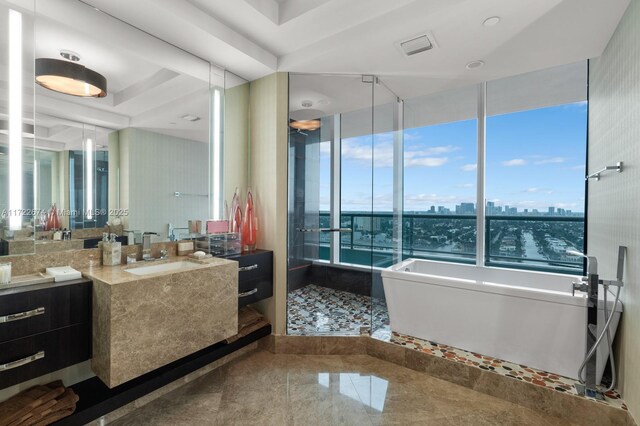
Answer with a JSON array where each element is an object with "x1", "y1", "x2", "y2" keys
[
  {"x1": 486, "y1": 201, "x2": 496, "y2": 215},
  {"x1": 548, "y1": 207, "x2": 555, "y2": 215},
  {"x1": 456, "y1": 202, "x2": 475, "y2": 215},
  {"x1": 524, "y1": 208, "x2": 528, "y2": 214},
  {"x1": 429, "y1": 206, "x2": 436, "y2": 213}
]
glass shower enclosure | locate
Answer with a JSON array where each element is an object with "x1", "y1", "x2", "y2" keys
[{"x1": 287, "y1": 74, "x2": 400, "y2": 336}]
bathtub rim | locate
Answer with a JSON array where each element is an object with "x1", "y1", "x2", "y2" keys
[{"x1": 382, "y1": 258, "x2": 623, "y2": 312}]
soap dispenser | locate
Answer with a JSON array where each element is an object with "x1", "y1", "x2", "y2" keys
[{"x1": 102, "y1": 233, "x2": 122, "y2": 266}]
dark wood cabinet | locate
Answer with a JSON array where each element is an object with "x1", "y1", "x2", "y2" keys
[
  {"x1": 227, "y1": 250, "x2": 273, "y2": 307},
  {"x1": 0, "y1": 279, "x2": 92, "y2": 390}
]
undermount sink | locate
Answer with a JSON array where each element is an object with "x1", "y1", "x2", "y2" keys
[{"x1": 125, "y1": 260, "x2": 200, "y2": 276}]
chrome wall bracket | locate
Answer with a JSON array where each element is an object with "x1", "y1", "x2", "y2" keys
[{"x1": 586, "y1": 162, "x2": 623, "y2": 181}]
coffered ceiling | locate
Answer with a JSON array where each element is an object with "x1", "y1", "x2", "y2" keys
[{"x1": 80, "y1": 0, "x2": 629, "y2": 97}]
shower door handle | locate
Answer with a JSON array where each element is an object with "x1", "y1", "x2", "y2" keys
[{"x1": 297, "y1": 228, "x2": 352, "y2": 233}]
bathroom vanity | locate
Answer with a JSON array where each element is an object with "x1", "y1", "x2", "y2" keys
[
  {"x1": 84, "y1": 257, "x2": 238, "y2": 388},
  {"x1": 0, "y1": 279, "x2": 92, "y2": 389}
]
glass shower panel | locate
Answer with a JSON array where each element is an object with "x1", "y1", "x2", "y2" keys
[
  {"x1": 370, "y1": 79, "x2": 400, "y2": 336},
  {"x1": 287, "y1": 74, "x2": 373, "y2": 335}
]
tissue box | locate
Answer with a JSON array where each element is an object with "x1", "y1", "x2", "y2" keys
[{"x1": 45, "y1": 266, "x2": 82, "y2": 282}]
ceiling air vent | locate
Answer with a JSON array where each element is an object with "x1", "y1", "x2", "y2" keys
[{"x1": 398, "y1": 33, "x2": 437, "y2": 56}]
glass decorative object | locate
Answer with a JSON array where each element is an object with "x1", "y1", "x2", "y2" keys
[{"x1": 242, "y1": 188, "x2": 257, "y2": 252}]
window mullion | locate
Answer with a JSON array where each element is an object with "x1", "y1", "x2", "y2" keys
[{"x1": 476, "y1": 82, "x2": 487, "y2": 267}]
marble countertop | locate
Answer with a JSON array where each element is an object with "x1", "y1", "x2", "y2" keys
[{"x1": 81, "y1": 256, "x2": 237, "y2": 285}]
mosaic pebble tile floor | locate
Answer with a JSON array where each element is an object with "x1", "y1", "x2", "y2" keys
[
  {"x1": 288, "y1": 284, "x2": 628, "y2": 412},
  {"x1": 287, "y1": 284, "x2": 389, "y2": 335}
]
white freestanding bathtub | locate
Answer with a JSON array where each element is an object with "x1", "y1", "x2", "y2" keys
[{"x1": 381, "y1": 259, "x2": 622, "y2": 383}]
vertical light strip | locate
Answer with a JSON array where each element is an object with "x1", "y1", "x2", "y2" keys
[
  {"x1": 212, "y1": 88, "x2": 221, "y2": 219},
  {"x1": 33, "y1": 159, "x2": 38, "y2": 212},
  {"x1": 476, "y1": 83, "x2": 487, "y2": 267},
  {"x1": 8, "y1": 9, "x2": 22, "y2": 230},
  {"x1": 85, "y1": 138, "x2": 93, "y2": 220}
]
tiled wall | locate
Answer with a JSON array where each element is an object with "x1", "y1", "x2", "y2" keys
[{"x1": 588, "y1": 0, "x2": 639, "y2": 420}]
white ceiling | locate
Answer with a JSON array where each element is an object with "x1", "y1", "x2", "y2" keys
[
  {"x1": 77, "y1": 0, "x2": 629, "y2": 94},
  {"x1": 0, "y1": 0, "x2": 631, "y2": 151}
]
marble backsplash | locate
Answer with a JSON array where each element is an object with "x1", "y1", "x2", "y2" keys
[{"x1": 4, "y1": 241, "x2": 180, "y2": 276}]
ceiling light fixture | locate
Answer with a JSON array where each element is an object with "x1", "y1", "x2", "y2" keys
[
  {"x1": 35, "y1": 50, "x2": 107, "y2": 98},
  {"x1": 466, "y1": 60, "x2": 485, "y2": 70},
  {"x1": 483, "y1": 16, "x2": 501, "y2": 27},
  {"x1": 289, "y1": 119, "x2": 321, "y2": 131}
]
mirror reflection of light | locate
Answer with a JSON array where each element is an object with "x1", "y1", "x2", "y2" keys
[
  {"x1": 33, "y1": 159, "x2": 38, "y2": 211},
  {"x1": 317, "y1": 373, "x2": 388, "y2": 412},
  {"x1": 212, "y1": 89, "x2": 221, "y2": 219},
  {"x1": 8, "y1": 9, "x2": 22, "y2": 230},
  {"x1": 85, "y1": 137, "x2": 93, "y2": 220}
]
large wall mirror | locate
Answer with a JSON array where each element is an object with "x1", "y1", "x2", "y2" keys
[{"x1": 0, "y1": 0, "x2": 245, "y2": 256}]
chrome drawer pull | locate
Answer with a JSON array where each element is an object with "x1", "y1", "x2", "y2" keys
[
  {"x1": 0, "y1": 351, "x2": 45, "y2": 371},
  {"x1": 238, "y1": 288, "x2": 258, "y2": 298},
  {"x1": 0, "y1": 307, "x2": 45, "y2": 324},
  {"x1": 238, "y1": 264, "x2": 258, "y2": 272}
]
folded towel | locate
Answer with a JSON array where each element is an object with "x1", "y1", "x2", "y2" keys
[
  {"x1": 0, "y1": 384, "x2": 65, "y2": 426},
  {"x1": 0, "y1": 381, "x2": 77, "y2": 426},
  {"x1": 238, "y1": 307, "x2": 263, "y2": 329},
  {"x1": 6, "y1": 399, "x2": 57, "y2": 426}
]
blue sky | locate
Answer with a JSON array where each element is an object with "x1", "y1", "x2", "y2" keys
[{"x1": 320, "y1": 102, "x2": 587, "y2": 213}]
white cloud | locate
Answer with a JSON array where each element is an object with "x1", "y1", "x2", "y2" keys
[
  {"x1": 535, "y1": 157, "x2": 565, "y2": 165},
  {"x1": 461, "y1": 163, "x2": 477, "y2": 172},
  {"x1": 523, "y1": 187, "x2": 554, "y2": 194},
  {"x1": 502, "y1": 159, "x2": 527, "y2": 167},
  {"x1": 405, "y1": 157, "x2": 448, "y2": 167},
  {"x1": 340, "y1": 139, "x2": 454, "y2": 168},
  {"x1": 455, "y1": 183, "x2": 474, "y2": 188}
]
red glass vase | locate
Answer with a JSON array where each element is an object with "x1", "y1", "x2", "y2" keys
[
  {"x1": 241, "y1": 189, "x2": 257, "y2": 252},
  {"x1": 45, "y1": 204, "x2": 60, "y2": 231}
]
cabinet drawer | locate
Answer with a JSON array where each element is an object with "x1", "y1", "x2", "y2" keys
[
  {"x1": 238, "y1": 277, "x2": 272, "y2": 308},
  {"x1": 0, "y1": 323, "x2": 91, "y2": 390},
  {"x1": 237, "y1": 251, "x2": 272, "y2": 283},
  {"x1": 0, "y1": 282, "x2": 91, "y2": 344}
]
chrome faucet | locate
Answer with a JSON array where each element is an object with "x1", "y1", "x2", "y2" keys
[
  {"x1": 142, "y1": 232, "x2": 158, "y2": 261},
  {"x1": 567, "y1": 247, "x2": 626, "y2": 400},
  {"x1": 567, "y1": 250, "x2": 598, "y2": 275}
]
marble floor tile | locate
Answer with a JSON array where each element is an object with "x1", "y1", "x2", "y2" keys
[{"x1": 109, "y1": 350, "x2": 573, "y2": 426}]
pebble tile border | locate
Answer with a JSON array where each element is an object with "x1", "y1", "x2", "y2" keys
[{"x1": 377, "y1": 329, "x2": 627, "y2": 411}]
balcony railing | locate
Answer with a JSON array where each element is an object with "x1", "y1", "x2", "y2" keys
[{"x1": 314, "y1": 212, "x2": 584, "y2": 274}]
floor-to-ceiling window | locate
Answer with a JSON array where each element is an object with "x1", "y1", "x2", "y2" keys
[
  {"x1": 402, "y1": 85, "x2": 479, "y2": 264},
  {"x1": 485, "y1": 61, "x2": 587, "y2": 273}
]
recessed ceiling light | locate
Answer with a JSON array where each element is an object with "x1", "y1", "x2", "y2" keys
[
  {"x1": 181, "y1": 114, "x2": 200, "y2": 122},
  {"x1": 301, "y1": 100, "x2": 313, "y2": 108},
  {"x1": 466, "y1": 60, "x2": 485, "y2": 70},
  {"x1": 483, "y1": 16, "x2": 500, "y2": 27}
]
